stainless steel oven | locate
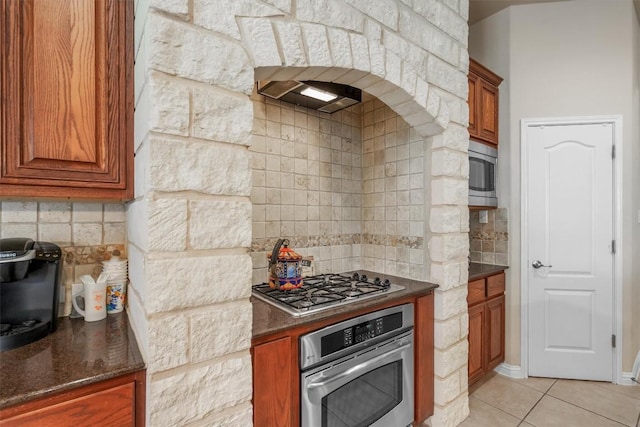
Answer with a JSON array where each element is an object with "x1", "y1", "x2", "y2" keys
[{"x1": 300, "y1": 304, "x2": 414, "y2": 427}]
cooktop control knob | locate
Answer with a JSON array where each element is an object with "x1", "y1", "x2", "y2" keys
[
  {"x1": 351, "y1": 272, "x2": 360, "y2": 281},
  {"x1": 383, "y1": 279, "x2": 391, "y2": 288},
  {"x1": 361, "y1": 274, "x2": 368, "y2": 282},
  {"x1": 374, "y1": 277, "x2": 381, "y2": 286}
]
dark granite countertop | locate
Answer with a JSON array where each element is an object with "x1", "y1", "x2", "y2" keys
[
  {"x1": 253, "y1": 270, "x2": 438, "y2": 339},
  {"x1": 0, "y1": 312, "x2": 145, "y2": 409},
  {"x1": 469, "y1": 262, "x2": 509, "y2": 281}
]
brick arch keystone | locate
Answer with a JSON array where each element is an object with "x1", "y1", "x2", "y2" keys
[{"x1": 238, "y1": 17, "x2": 449, "y2": 137}]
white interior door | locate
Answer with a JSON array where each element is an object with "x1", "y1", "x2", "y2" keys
[{"x1": 525, "y1": 121, "x2": 614, "y2": 381}]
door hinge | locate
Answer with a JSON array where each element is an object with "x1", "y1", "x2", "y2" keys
[
  {"x1": 612, "y1": 334, "x2": 616, "y2": 348},
  {"x1": 612, "y1": 145, "x2": 616, "y2": 159},
  {"x1": 612, "y1": 240, "x2": 616, "y2": 254}
]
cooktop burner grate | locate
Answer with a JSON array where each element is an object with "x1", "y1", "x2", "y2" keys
[{"x1": 252, "y1": 273, "x2": 404, "y2": 317}]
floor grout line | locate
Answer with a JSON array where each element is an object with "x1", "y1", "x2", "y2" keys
[
  {"x1": 469, "y1": 376, "x2": 640, "y2": 427},
  {"x1": 474, "y1": 376, "x2": 639, "y2": 427},
  {"x1": 469, "y1": 395, "x2": 526, "y2": 424},
  {"x1": 516, "y1": 378, "x2": 557, "y2": 426}
]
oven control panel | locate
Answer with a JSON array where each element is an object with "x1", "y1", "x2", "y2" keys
[
  {"x1": 349, "y1": 317, "x2": 384, "y2": 345},
  {"x1": 321, "y1": 311, "x2": 403, "y2": 357},
  {"x1": 300, "y1": 303, "x2": 414, "y2": 370}
]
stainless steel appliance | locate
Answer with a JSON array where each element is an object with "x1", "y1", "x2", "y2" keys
[
  {"x1": 0, "y1": 238, "x2": 62, "y2": 351},
  {"x1": 469, "y1": 140, "x2": 498, "y2": 207},
  {"x1": 300, "y1": 304, "x2": 414, "y2": 427},
  {"x1": 252, "y1": 272, "x2": 405, "y2": 317},
  {"x1": 257, "y1": 80, "x2": 361, "y2": 113}
]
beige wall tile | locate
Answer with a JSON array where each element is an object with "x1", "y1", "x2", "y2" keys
[
  {"x1": 38, "y1": 202, "x2": 72, "y2": 223},
  {"x1": 73, "y1": 223, "x2": 103, "y2": 246},
  {"x1": 39, "y1": 223, "x2": 72, "y2": 245},
  {"x1": 1, "y1": 223, "x2": 37, "y2": 239},
  {"x1": 2, "y1": 201, "x2": 37, "y2": 222},
  {"x1": 73, "y1": 203, "x2": 103, "y2": 223}
]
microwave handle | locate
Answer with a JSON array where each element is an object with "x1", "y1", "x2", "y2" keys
[{"x1": 307, "y1": 340, "x2": 411, "y2": 393}]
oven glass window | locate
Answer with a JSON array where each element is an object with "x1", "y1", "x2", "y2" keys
[
  {"x1": 469, "y1": 157, "x2": 495, "y2": 192},
  {"x1": 321, "y1": 361, "x2": 402, "y2": 427}
]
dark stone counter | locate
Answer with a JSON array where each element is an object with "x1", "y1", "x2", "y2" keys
[
  {"x1": 0, "y1": 312, "x2": 145, "y2": 409},
  {"x1": 469, "y1": 262, "x2": 509, "y2": 281},
  {"x1": 252, "y1": 270, "x2": 438, "y2": 339}
]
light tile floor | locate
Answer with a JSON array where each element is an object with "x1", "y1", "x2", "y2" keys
[{"x1": 461, "y1": 374, "x2": 640, "y2": 427}]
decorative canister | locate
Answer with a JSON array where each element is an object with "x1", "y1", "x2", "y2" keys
[
  {"x1": 101, "y1": 250, "x2": 128, "y2": 314},
  {"x1": 268, "y1": 239, "x2": 303, "y2": 290}
]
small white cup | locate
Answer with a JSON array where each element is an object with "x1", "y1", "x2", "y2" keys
[{"x1": 72, "y1": 280, "x2": 107, "y2": 322}]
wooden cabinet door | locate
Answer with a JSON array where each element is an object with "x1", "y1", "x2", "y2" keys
[
  {"x1": 414, "y1": 293, "x2": 434, "y2": 424},
  {"x1": 0, "y1": 0, "x2": 133, "y2": 200},
  {"x1": 253, "y1": 336, "x2": 296, "y2": 427},
  {"x1": 478, "y1": 81, "x2": 499, "y2": 145},
  {"x1": 468, "y1": 303, "x2": 486, "y2": 385},
  {"x1": 468, "y1": 73, "x2": 478, "y2": 137},
  {"x1": 468, "y1": 59, "x2": 502, "y2": 146},
  {"x1": 485, "y1": 295, "x2": 505, "y2": 372}
]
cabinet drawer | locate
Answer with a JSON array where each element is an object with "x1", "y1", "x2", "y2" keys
[
  {"x1": 0, "y1": 383, "x2": 135, "y2": 427},
  {"x1": 467, "y1": 279, "x2": 486, "y2": 305},
  {"x1": 487, "y1": 273, "x2": 505, "y2": 298}
]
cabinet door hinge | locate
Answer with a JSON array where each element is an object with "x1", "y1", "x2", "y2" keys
[
  {"x1": 612, "y1": 240, "x2": 616, "y2": 254},
  {"x1": 612, "y1": 334, "x2": 616, "y2": 348}
]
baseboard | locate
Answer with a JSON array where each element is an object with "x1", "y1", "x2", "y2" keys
[
  {"x1": 494, "y1": 363, "x2": 526, "y2": 379},
  {"x1": 493, "y1": 363, "x2": 639, "y2": 385},
  {"x1": 620, "y1": 372, "x2": 640, "y2": 386}
]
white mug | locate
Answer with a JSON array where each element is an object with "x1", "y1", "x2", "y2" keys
[{"x1": 72, "y1": 280, "x2": 107, "y2": 322}]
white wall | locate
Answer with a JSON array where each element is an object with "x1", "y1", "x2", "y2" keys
[{"x1": 470, "y1": 0, "x2": 640, "y2": 374}]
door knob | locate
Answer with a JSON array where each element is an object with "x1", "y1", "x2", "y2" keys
[{"x1": 532, "y1": 260, "x2": 552, "y2": 269}]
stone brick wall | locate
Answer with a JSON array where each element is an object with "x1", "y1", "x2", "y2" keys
[
  {"x1": 131, "y1": 0, "x2": 471, "y2": 425},
  {"x1": 0, "y1": 201, "x2": 126, "y2": 316}
]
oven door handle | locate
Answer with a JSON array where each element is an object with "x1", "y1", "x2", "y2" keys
[{"x1": 307, "y1": 340, "x2": 411, "y2": 393}]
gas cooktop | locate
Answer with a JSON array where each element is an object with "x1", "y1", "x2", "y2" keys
[{"x1": 251, "y1": 272, "x2": 404, "y2": 317}]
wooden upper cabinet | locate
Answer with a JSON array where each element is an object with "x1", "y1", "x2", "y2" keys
[
  {"x1": 468, "y1": 58, "x2": 503, "y2": 146},
  {"x1": 467, "y1": 73, "x2": 478, "y2": 137},
  {"x1": 1, "y1": 0, "x2": 133, "y2": 200}
]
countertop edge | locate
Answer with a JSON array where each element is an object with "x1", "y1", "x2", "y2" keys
[
  {"x1": 468, "y1": 263, "x2": 509, "y2": 281},
  {"x1": 0, "y1": 364, "x2": 145, "y2": 410}
]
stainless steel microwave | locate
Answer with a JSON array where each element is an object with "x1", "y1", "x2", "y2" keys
[{"x1": 469, "y1": 140, "x2": 498, "y2": 207}]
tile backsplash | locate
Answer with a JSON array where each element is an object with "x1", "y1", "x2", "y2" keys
[
  {"x1": 250, "y1": 91, "x2": 428, "y2": 283},
  {"x1": 469, "y1": 208, "x2": 509, "y2": 265},
  {"x1": 1, "y1": 201, "x2": 126, "y2": 315}
]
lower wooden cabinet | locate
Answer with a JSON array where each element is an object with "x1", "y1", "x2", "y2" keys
[
  {"x1": 414, "y1": 294, "x2": 434, "y2": 424},
  {"x1": 468, "y1": 272, "x2": 505, "y2": 386},
  {"x1": 0, "y1": 370, "x2": 145, "y2": 427},
  {"x1": 252, "y1": 293, "x2": 434, "y2": 427},
  {"x1": 253, "y1": 336, "x2": 296, "y2": 427}
]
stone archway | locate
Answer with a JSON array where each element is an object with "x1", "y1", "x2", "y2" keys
[{"x1": 131, "y1": 2, "x2": 471, "y2": 426}]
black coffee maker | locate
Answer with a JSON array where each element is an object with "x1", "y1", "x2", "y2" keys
[{"x1": 0, "y1": 238, "x2": 62, "y2": 351}]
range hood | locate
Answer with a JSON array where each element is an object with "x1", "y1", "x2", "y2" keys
[{"x1": 257, "y1": 80, "x2": 361, "y2": 113}]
